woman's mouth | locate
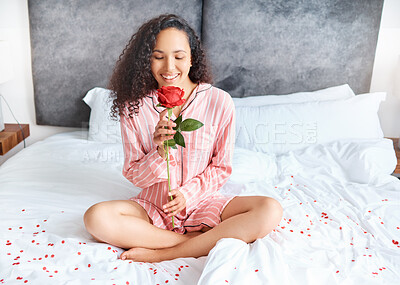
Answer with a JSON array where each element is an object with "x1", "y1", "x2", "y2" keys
[{"x1": 161, "y1": 74, "x2": 179, "y2": 81}]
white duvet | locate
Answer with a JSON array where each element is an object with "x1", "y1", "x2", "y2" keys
[{"x1": 1, "y1": 131, "x2": 399, "y2": 284}]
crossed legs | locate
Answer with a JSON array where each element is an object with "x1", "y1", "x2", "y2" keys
[
  {"x1": 83, "y1": 200, "x2": 195, "y2": 249},
  {"x1": 83, "y1": 196, "x2": 283, "y2": 262}
]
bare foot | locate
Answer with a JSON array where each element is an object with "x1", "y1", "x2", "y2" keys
[{"x1": 120, "y1": 247, "x2": 162, "y2": 262}]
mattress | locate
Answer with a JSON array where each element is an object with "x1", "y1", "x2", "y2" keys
[{"x1": 0, "y1": 131, "x2": 399, "y2": 284}]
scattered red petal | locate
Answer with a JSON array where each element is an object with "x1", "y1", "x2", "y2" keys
[{"x1": 255, "y1": 269, "x2": 259, "y2": 272}]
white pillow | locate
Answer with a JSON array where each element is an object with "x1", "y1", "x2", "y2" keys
[
  {"x1": 233, "y1": 84, "x2": 355, "y2": 107},
  {"x1": 327, "y1": 138, "x2": 397, "y2": 183},
  {"x1": 82, "y1": 87, "x2": 121, "y2": 143},
  {"x1": 235, "y1": 92, "x2": 386, "y2": 154}
]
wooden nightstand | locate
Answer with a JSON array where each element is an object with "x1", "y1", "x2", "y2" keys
[
  {"x1": 387, "y1": 138, "x2": 400, "y2": 177},
  {"x1": 0, "y1": 124, "x2": 30, "y2": 155}
]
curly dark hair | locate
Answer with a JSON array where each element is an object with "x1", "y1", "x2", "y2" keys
[{"x1": 109, "y1": 14, "x2": 212, "y2": 119}]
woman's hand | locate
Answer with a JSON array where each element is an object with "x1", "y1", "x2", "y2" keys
[
  {"x1": 163, "y1": 189, "x2": 186, "y2": 217},
  {"x1": 153, "y1": 109, "x2": 176, "y2": 159}
]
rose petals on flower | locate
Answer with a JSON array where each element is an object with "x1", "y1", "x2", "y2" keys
[{"x1": 156, "y1": 86, "x2": 185, "y2": 109}]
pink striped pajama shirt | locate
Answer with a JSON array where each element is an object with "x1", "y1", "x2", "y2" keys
[{"x1": 120, "y1": 83, "x2": 236, "y2": 234}]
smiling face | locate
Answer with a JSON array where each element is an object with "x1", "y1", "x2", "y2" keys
[{"x1": 151, "y1": 28, "x2": 195, "y2": 94}]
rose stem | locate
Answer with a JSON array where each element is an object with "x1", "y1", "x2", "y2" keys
[{"x1": 165, "y1": 109, "x2": 175, "y2": 228}]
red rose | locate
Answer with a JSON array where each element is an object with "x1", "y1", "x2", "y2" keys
[{"x1": 156, "y1": 86, "x2": 185, "y2": 109}]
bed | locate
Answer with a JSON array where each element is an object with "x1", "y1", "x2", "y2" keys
[{"x1": 2, "y1": 0, "x2": 400, "y2": 284}]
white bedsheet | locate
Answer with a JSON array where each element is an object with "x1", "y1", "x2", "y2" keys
[{"x1": 1, "y1": 131, "x2": 399, "y2": 284}]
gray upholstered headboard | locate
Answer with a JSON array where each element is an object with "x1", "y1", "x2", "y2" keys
[{"x1": 28, "y1": 0, "x2": 384, "y2": 128}]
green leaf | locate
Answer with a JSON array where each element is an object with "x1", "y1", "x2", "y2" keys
[
  {"x1": 163, "y1": 139, "x2": 176, "y2": 147},
  {"x1": 180, "y1": 119, "x2": 204, "y2": 132},
  {"x1": 173, "y1": 115, "x2": 183, "y2": 130},
  {"x1": 156, "y1": 103, "x2": 162, "y2": 107},
  {"x1": 170, "y1": 144, "x2": 177, "y2": 149},
  {"x1": 174, "y1": 131, "x2": 185, "y2": 148}
]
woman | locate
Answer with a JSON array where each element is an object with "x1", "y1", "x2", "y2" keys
[{"x1": 83, "y1": 14, "x2": 282, "y2": 262}]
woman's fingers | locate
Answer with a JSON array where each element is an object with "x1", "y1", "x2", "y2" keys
[
  {"x1": 163, "y1": 190, "x2": 186, "y2": 216},
  {"x1": 159, "y1": 108, "x2": 168, "y2": 120},
  {"x1": 153, "y1": 120, "x2": 176, "y2": 147},
  {"x1": 163, "y1": 198, "x2": 179, "y2": 212}
]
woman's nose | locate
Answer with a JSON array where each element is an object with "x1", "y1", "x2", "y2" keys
[{"x1": 166, "y1": 57, "x2": 175, "y2": 71}]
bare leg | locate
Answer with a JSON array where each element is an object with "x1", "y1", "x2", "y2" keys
[
  {"x1": 120, "y1": 196, "x2": 283, "y2": 262},
  {"x1": 83, "y1": 200, "x2": 200, "y2": 249}
]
